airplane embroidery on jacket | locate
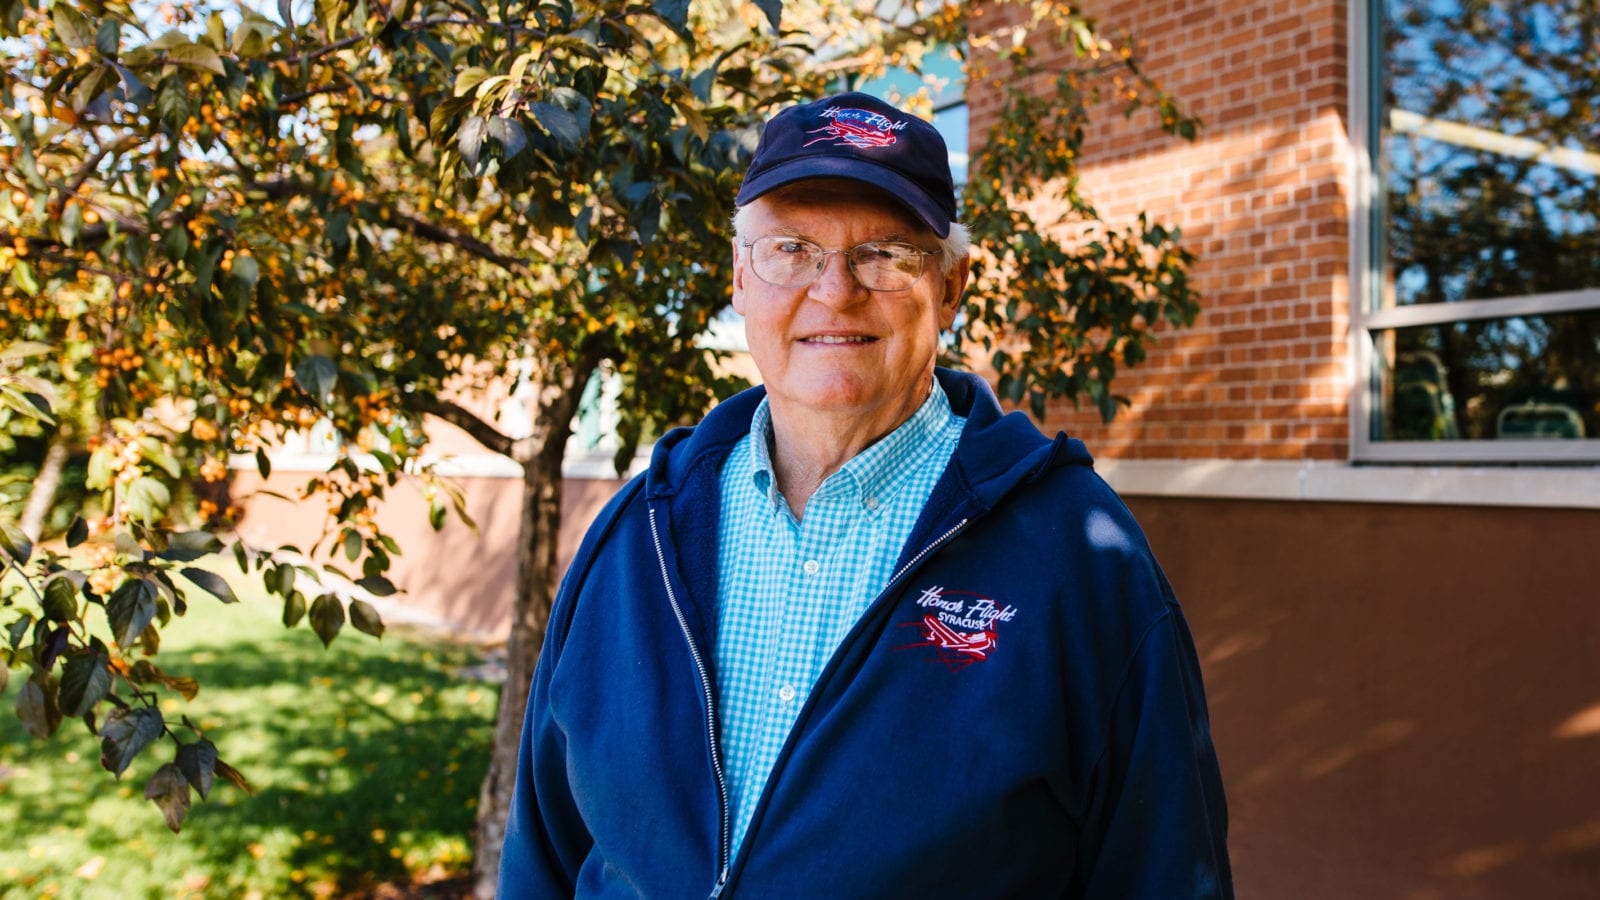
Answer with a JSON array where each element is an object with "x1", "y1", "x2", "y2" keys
[
  {"x1": 895, "y1": 586, "x2": 1018, "y2": 671},
  {"x1": 919, "y1": 615, "x2": 997, "y2": 658}
]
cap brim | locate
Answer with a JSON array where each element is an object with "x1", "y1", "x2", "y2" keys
[{"x1": 735, "y1": 156, "x2": 952, "y2": 238}]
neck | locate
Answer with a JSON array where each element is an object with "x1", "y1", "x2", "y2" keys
[{"x1": 767, "y1": 384, "x2": 931, "y2": 520}]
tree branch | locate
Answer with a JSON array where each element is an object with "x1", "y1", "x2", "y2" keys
[
  {"x1": 243, "y1": 176, "x2": 533, "y2": 271},
  {"x1": 284, "y1": 33, "x2": 367, "y2": 65},
  {"x1": 390, "y1": 210, "x2": 537, "y2": 273},
  {"x1": 413, "y1": 394, "x2": 515, "y2": 457}
]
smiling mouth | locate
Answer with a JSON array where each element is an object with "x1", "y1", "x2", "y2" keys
[{"x1": 801, "y1": 335, "x2": 876, "y2": 344}]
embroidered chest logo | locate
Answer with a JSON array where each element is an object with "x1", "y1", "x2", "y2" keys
[
  {"x1": 895, "y1": 586, "x2": 1019, "y2": 671},
  {"x1": 805, "y1": 107, "x2": 906, "y2": 149}
]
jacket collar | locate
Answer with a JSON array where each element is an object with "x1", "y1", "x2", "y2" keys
[{"x1": 644, "y1": 368, "x2": 1094, "y2": 508}]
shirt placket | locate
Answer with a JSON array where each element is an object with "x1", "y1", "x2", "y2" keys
[{"x1": 742, "y1": 491, "x2": 851, "y2": 823}]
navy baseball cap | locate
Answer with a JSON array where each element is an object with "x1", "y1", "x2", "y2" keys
[{"x1": 736, "y1": 92, "x2": 958, "y2": 237}]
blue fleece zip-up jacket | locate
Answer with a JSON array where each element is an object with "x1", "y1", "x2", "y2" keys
[{"x1": 500, "y1": 369, "x2": 1232, "y2": 899}]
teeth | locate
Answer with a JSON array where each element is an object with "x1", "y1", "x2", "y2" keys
[{"x1": 806, "y1": 335, "x2": 872, "y2": 344}]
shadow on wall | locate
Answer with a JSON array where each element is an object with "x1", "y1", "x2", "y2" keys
[{"x1": 1129, "y1": 496, "x2": 1600, "y2": 900}]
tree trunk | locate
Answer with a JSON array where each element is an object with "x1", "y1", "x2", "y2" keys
[
  {"x1": 472, "y1": 370, "x2": 583, "y2": 898},
  {"x1": 20, "y1": 438, "x2": 68, "y2": 539}
]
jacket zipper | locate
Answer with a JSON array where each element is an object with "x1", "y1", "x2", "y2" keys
[
  {"x1": 648, "y1": 504, "x2": 733, "y2": 897},
  {"x1": 888, "y1": 518, "x2": 970, "y2": 588}
]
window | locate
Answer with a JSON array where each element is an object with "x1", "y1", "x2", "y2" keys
[{"x1": 1355, "y1": 0, "x2": 1600, "y2": 462}]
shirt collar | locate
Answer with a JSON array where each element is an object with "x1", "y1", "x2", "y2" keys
[{"x1": 747, "y1": 378, "x2": 956, "y2": 517}]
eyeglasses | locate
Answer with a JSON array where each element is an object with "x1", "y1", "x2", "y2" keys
[{"x1": 741, "y1": 236, "x2": 938, "y2": 292}]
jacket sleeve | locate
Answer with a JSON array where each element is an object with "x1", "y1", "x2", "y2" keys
[
  {"x1": 498, "y1": 477, "x2": 646, "y2": 898},
  {"x1": 1073, "y1": 602, "x2": 1234, "y2": 899},
  {"x1": 497, "y1": 617, "x2": 586, "y2": 897}
]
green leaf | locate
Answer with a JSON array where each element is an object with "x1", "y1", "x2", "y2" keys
[
  {"x1": 355, "y1": 575, "x2": 396, "y2": 597},
  {"x1": 457, "y1": 115, "x2": 488, "y2": 168},
  {"x1": 86, "y1": 445, "x2": 114, "y2": 489},
  {"x1": 144, "y1": 762, "x2": 191, "y2": 832},
  {"x1": 7, "y1": 614, "x2": 33, "y2": 650},
  {"x1": 487, "y1": 116, "x2": 527, "y2": 160},
  {"x1": 180, "y1": 567, "x2": 238, "y2": 603},
  {"x1": 349, "y1": 599, "x2": 384, "y2": 638},
  {"x1": 146, "y1": 28, "x2": 192, "y2": 50},
  {"x1": 274, "y1": 563, "x2": 296, "y2": 596},
  {"x1": 342, "y1": 528, "x2": 361, "y2": 562},
  {"x1": 0, "y1": 519, "x2": 32, "y2": 564},
  {"x1": 176, "y1": 738, "x2": 218, "y2": 800},
  {"x1": 125, "y1": 476, "x2": 171, "y2": 524},
  {"x1": 52, "y1": 4, "x2": 92, "y2": 49},
  {"x1": 452, "y1": 66, "x2": 492, "y2": 97},
  {"x1": 95, "y1": 18, "x2": 120, "y2": 56},
  {"x1": 67, "y1": 515, "x2": 89, "y2": 547},
  {"x1": 138, "y1": 437, "x2": 182, "y2": 478},
  {"x1": 0, "y1": 384, "x2": 54, "y2": 424},
  {"x1": 42, "y1": 576, "x2": 78, "y2": 623},
  {"x1": 294, "y1": 355, "x2": 338, "y2": 405},
  {"x1": 101, "y1": 706, "x2": 165, "y2": 777},
  {"x1": 159, "y1": 530, "x2": 221, "y2": 561},
  {"x1": 107, "y1": 578, "x2": 158, "y2": 648},
  {"x1": 10, "y1": 259, "x2": 39, "y2": 296},
  {"x1": 255, "y1": 446, "x2": 271, "y2": 479},
  {"x1": 652, "y1": 0, "x2": 690, "y2": 31},
  {"x1": 527, "y1": 102, "x2": 581, "y2": 150},
  {"x1": 60, "y1": 195, "x2": 84, "y2": 246},
  {"x1": 60, "y1": 648, "x2": 112, "y2": 717},
  {"x1": 308, "y1": 594, "x2": 344, "y2": 647},
  {"x1": 16, "y1": 678, "x2": 62, "y2": 739},
  {"x1": 230, "y1": 254, "x2": 259, "y2": 287},
  {"x1": 112, "y1": 62, "x2": 152, "y2": 107},
  {"x1": 166, "y1": 42, "x2": 225, "y2": 75},
  {"x1": 0, "y1": 341, "x2": 51, "y2": 361},
  {"x1": 282, "y1": 590, "x2": 306, "y2": 627}
]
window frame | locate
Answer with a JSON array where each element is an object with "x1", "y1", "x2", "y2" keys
[{"x1": 1349, "y1": 0, "x2": 1600, "y2": 464}]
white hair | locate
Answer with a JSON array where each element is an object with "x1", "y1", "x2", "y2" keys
[{"x1": 732, "y1": 204, "x2": 971, "y2": 276}]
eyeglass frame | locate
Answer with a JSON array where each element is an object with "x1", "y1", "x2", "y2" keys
[{"x1": 739, "y1": 236, "x2": 941, "y2": 293}]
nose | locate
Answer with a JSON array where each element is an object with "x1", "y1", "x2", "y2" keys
[{"x1": 807, "y1": 250, "x2": 868, "y2": 309}]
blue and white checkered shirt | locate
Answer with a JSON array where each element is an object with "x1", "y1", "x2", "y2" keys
[{"x1": 714, "y1": 378, "x2": 965, "y2": 855}]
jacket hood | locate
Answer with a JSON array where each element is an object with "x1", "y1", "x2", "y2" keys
[{"x1": 644, "y1": 369, "x2": 1094, "y2": 508}]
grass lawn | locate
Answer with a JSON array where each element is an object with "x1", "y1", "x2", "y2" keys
[{"x1": 0, "y1": 576, "x2": 498, "y2": 899}]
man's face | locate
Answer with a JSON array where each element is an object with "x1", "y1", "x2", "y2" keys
[{"x1": 731, "y1": 183, "x2": 968, "y2": 431}]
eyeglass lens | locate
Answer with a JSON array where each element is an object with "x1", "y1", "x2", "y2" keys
[{"x1": 749, "y1": 237, "x2": 928, "y2": 291}]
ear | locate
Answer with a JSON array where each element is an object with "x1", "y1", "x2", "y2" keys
[
  {"x1": 937, "y1": 254, "x2": 970, "y2": 331},
  {"x1": 731, "y1": 238, "x2": 749, "y2": 316}
]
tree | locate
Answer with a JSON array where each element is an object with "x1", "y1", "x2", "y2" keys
[{"x1": 1, "y1": 0, "x2": 1199, "y2": 890}]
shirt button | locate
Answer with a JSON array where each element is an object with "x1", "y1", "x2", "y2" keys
[
  {"x1": 778, "y1": 684, "x2": 796, "y2": 703},
  {"x1": 864, "y1": 496, "x2": 879, "y2": 510},
  {"x1": 802, "y1": 559, "x2": 820, "y2": 575}
]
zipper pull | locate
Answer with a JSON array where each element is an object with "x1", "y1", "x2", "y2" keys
[{"x1": 708, "y1": 865, "x2": 730, "y2": 898}]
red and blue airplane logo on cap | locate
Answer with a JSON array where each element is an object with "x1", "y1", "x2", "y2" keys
[{"x1": 805, "y1": 106, "x2": 907, "y2": 149}]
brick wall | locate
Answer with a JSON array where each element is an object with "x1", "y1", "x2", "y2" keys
[{"x1": 968, "y1": 0, "x2": 1353, "y2": 460}]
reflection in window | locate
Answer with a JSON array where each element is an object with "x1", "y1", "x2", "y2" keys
[
  {"x1": 1376, "y1": 310, "x2": 1600, "y2": 441},
  {"x1": 1367, "y1": 0, "x2": 1600, "y2": 454},
  {"x1": 1382, "y1": 0, "x2": 1600, "y2": 308}
]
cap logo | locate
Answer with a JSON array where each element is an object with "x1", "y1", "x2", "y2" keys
[{"x1": 804, "y1": 106, "x2": 906, "y2": 149}]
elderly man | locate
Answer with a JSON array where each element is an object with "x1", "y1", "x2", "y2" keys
[{"x1": 499, "y1": 92, "x2": 1232, "y2": 898}]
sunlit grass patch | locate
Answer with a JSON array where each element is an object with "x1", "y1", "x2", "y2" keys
[{"x1": 1, "y1": 577, "x2": 497, "y2": 898}]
